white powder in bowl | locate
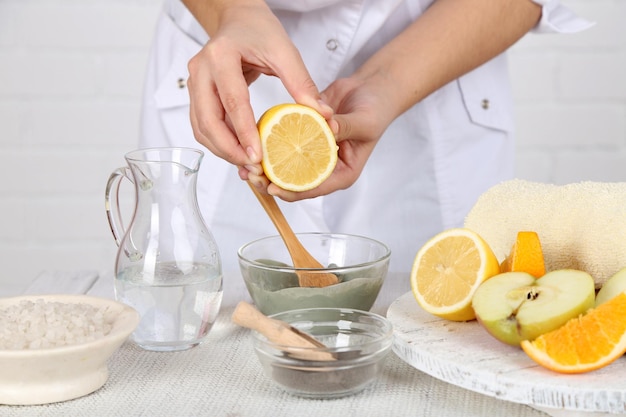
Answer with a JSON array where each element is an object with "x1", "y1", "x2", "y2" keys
[{"x1": 0, "y1": 299, "x2": 115, "y2": 350}]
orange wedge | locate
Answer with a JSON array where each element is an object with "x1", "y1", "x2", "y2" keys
[
  {"x1": 257, "y1": 103, "x2": 338, "y2": 192},
  {"x1": 500, "y1": 231, "x2": 545, "y2": 278},
  {"x1": 521, "y1": 291, "x2": 626, "y2": 374}
]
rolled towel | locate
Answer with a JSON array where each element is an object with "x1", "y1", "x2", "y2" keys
[{"x1": 464, "y1": 179, "x2": 626, "y2": 288}]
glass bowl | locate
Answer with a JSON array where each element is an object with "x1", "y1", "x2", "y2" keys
[
  {"x1": 238, "y1": 233, "x2": 391, "y2": 315},
  {"x1": 251, "y1": 307, "x2": 393, "y2": 398}
]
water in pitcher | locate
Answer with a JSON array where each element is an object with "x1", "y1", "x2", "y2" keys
[
  {"x1": 106, "y1": 148, "x2": 223, "y2": 351},
  {"x1": 115, "y1": 262, "x2": 223, "y2": 351}
]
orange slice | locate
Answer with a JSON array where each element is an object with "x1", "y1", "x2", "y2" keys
[
  {"x1": 500, "y1": 231, "x2": 545, "y2": 278},
  {"x1": 257, "y1": 103, "x2": 338, "y2": 192},
  {"x1": 521, "y1": 291, "x2": 626, "y2": 374},
  {"x1": 410, "y1": 228, "x2": 501, "y2": 321}
]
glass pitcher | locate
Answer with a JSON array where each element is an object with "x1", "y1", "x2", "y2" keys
[{"x1": 105, "y1": 147, "x2": 222, "y2": 351}]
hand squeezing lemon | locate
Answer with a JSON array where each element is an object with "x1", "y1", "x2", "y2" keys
[{"x1": 257, "y1": 103, "x2": 338, "y2": 192}]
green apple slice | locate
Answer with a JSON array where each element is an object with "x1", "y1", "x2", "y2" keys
[
  {"x1": 472, "y1": 270, "x2": 595, "y2": 346},
  {"x1": 596, "y1": 267, "x2": 626, "y2": 306}
]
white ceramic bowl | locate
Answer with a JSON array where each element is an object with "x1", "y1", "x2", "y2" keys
[
  {"x1": 252, "y1": 308, "x2": 393, "y2": 398},
  {"x1": 0, "y1": 294, "x2": 139, "y2": 405}
]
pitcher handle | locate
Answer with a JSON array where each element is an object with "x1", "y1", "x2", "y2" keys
[{"x1": 105, "y1": 166, "x2": 133, "y2": 247}]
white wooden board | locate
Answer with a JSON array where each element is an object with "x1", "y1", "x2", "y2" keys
[{"x1": 387, "y1": 291, "x2": 626, "y2": 416}]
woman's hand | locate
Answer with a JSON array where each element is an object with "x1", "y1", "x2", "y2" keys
[
  {"x1": 264, "y1": 75, "x2": 395, "y2": 201},
  {"x1": 264, "y1": 0, "x2": 541, "y2": 201},
  {"x1": 184, "y1": 0, "x2": 332, "y2": 176},
  {"x1": 185, "y1": 0, "x2": 541, "y2": 201}
]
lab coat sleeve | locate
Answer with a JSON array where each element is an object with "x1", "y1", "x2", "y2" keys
[{"x1": 530, "y1": 0, "x2": 595, "y2": 33}]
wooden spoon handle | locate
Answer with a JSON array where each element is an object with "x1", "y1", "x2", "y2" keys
[
  {"x1": 247, "y1": 182, "x2": 323, "y2": 266},
  {"x1": 232, "y1": 301, "x2": 335, "y2": 361},
  {"x1": 247, "y1": 182, "x2": 340, "y2": 287},
  {"x1": 231, "y1": 301, "x2": 318, "y2": 345}
]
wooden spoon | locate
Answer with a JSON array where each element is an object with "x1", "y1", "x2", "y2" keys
[
  {"x1": 232, "y1": 301, "x2": 335, "y2": 361},
  {"x1": 247, "y1": 181, "x2": 339, "y2": 288}
]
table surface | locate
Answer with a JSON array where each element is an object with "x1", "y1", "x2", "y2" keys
[{"x1": 0, "y1": 270, "x2": 585, "y2": 417}]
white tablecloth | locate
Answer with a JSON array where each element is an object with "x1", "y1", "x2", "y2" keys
[{"x1": 0, "y1": 271, "x2": 554, "y2": 417}]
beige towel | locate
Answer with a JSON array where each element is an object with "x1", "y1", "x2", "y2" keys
[{"x1": 464, "y1": 179, "x2": 626, "y2": 287}]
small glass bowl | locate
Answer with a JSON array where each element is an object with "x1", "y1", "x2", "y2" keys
[
  {"x1": 251, "y1": 307, "x2": 393, "y2": 399},
  {"x1": 238, "y1": 233, "x2": 391, "y2": 315}
]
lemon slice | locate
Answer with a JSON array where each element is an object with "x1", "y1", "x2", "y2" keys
[
  {"x1": 410, "y1": 228, "x2": 501, "y2": 321},
  {"x1": 257, "y1": 103, "x2": 338, "y2": 192}
]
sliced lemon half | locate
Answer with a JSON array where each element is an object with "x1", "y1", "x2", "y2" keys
[
  {"x1": 257, "y1": 103, "x2": 338, "y2": 192},
  {"x1": 410, "y1": 228, "x2": 501, "y2": 321}
]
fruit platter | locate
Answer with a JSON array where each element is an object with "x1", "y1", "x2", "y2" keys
[
  {"x1": 388, "y1": 291, "x2": 626, "y2": 416},
  {"x1": 388, "y1": 179, "x2": 626, "y2": 416}
]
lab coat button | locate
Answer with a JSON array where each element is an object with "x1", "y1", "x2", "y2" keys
[
  {"x1": 481, "y1": 99, "x2": 489, "y2": 110},
  {"x1": 177, "y1": 78, "x2": 186, "y2": 89},
  {"x1": 326, "y1": 39, "x2": 339, "y2": 51}
]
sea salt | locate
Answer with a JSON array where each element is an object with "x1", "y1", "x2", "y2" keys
[{"x1": 0, "y1": 299, "x2": 115, "y2": 350}]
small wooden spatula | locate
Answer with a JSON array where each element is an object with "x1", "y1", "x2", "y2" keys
[{"x1": 232, "y1": 301, "x2": 335, "y2": 361}]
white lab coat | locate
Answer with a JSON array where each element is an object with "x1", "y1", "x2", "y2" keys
[{"x1": 139, "y1": 0, "x2": 591, "y2": 290}]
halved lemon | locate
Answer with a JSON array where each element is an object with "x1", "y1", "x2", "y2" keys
[
  {"x1": 410, "y1": 228, "x2": 501, "y2": 321},
  {"x1": 257, "y1": 103, "x2": 338, "y2": 192}
]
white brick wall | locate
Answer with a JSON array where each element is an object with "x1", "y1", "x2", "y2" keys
[
  {"x1": 510, "y1": 0, "x2": 626, "y2": 182},
  {"x1": 0, "y1": 0, "x2": 624, "y2": 295},
  {"x1": 0, "y1": 0, "x2": 162, "y2": 295}
]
